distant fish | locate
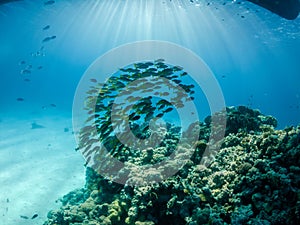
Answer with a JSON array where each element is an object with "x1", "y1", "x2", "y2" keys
[
  {"x1": 44, "y1": 0, "x2": 55, "y2": 5},
  {"x1": 64, "y1": 128, "x2": 69, "y2": 132},
  {"x1": 43, "y1": 25, "x2": 50, "y2": 30},
  {"x1": 31, "y1": 122, "x2": 45, "y2": 129},
  {"x1": 180, "y1": 72, "x2": 188, "y2": 76},
  {"x1": 19, "y1": 60, "x2": 26, "y2": 65},
  {"x1": 16, "y1": 98, "x2": 24, "y2": 101},
  {"x1": 155, "y1": 58, "x2": 165, "y2": 63},
  {"x1": 31, "y1": 214, "x2": 38, "y2": 219},
  {"x1": 20, "y1": 69, "x2": 31, "y2": 74},
  {"x1": 173, "y1": 65, "x2": 183, "y2": 71},
  {"x1": 42, "y1": 35, "x2": 56, "y2": 43},
  {"x1": 20, "y1": 215, "x2": 29, "y2": 219},
  {"x1": 37, "y1": 66, "x2": 43, "y2": 70},
  {"x1": 90, "y1": 78, "x2": 97, "y2": 83},
  {"x1": 50, "y1": 103, "x2": 56, "y2": 107},
  {"x1": 164, "y1": 107, "x2": 173, "y2": 113},
  {"x1": 23, "y1": 78, "x2": 31, "y2": 82},
  {"x1": 160, "y1": 92, "x2": 169, "y2": 96}
]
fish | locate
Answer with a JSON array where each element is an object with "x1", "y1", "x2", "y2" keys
[
  {"x1": 114, "y1": 81, "x2": 126, "y2": 88},
  {"x1": 146, "y1": 67, "x2": 157, "y2": 71},
  {"x1": 145, "y1": 111, "x2": 154, "y2": 121},
  {"x1": 157, "y1": 99, "x2": 171, "y2": 106},
  {"x1": 145, "y1": 62, "x2": 154, "y2": 66},
  {"x1": 162, "y1": 68, "x2": 173, "y2": 75},
  {"x1": 43, "y1": 25, "x2": 50, "y2": 30},
  {"x1": 155, "y1": 58, "x2": 165, "y2": 63},
  {"x1": 42, "y1": 37, "x2": 51, "y2": 42},
  {"x1": 173, "y1": 65, "x2": 183, "y2": 71},
  {"x1": 90, "y1": 78, "x2": 97, "y2": 83},
  {"x1": 180, "y1": 72, "x2": 188, "y2": 76},
  {"x1": 44, "y1": 0, "x2": 55, "y2": 5},
  {"x1": 42, "y1": 35, "x2": 56, "y2": 43},
  {"x1": 20, "y1": 215, "x2": 29, "y2": 219},
  {"x1": 131, "y1": 115, "x2": 141, "y2": 121},
  {"x1": 160, "y1": 92, "x2": 169, "y2": 96},
  {"x1": 157, "y1": 63, "x2": 168, "y2": 69},
  {"x1": 119, "y1": 76, "x2": 132, "y2": 82},
  {"x1": 158, "y1": 104, "x2": 165, "y2": 110},
  {"x1": 50, "y1": 103, "x2": 56, "y2": 107},
  {"x1": 37, "y1": 66, "x2": 43, "y2": 70},
  {"x1": 20, "y1": 69, "x2": 31, "y2": 74},
  {"x1": 173, "y1": 79, "x2": 181, "y2": 84},
  {"x1": 164, "y1": 107, "x2": 173, "y2": 113},
  {"x1": 139, "y1": 82, "x2": 153, "y2": 89},
  {"x1": 19, "y1": 60, "x2": 26, "y2": 65},
  {"x1": 31, "y1": 214, "x2": 38, "y2": 219},
  {"x1": 31, "y1": 122, "x2": 45, "y2": 129},
  {"x1": 17, "y1": 97, "x2": 24, "y2": 101},
  {"x1": 64, "y1": 128, "x2": 69, "y2": 132},
  {"x1": 134, "y1": 62, "x2": 149, "y2": 69},
  {"x1": 156, "y1": 113, "x2": 164, "y2": 118}
]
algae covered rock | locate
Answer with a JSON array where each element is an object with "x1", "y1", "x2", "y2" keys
[{"x1": 44, "y1": 106, "x2": 300, "y2": 225}]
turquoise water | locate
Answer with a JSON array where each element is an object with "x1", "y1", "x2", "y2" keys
[{"x1": 1, "y1": 0, "x2": 299, "y2": 127}]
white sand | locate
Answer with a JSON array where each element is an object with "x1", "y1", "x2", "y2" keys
[{"x1": 0, "y1": 110, "x2": 86, "y2": 225}]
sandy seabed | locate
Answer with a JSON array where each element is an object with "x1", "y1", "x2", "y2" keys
[{"x1": 0, "y1": 110, "x2": 85, "y2": 225}]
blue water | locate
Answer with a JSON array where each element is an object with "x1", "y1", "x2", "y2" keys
[{"x1": 0, "y1": 0, "x2": 299, "y2": 127}]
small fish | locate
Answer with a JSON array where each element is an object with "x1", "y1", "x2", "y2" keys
[
  {"x1": 31, "y1": 122, "x2": 45, "y2": 129},
  {"x1": 20, "y1": 69, "x2": 31, "y2": 74},
  {"x1": 160, "y1": 92, "x2": 169, "y2": 96},
  {"x1": 31, "y1": 214, "x2": 38, "y2": 219},
  {"x1": 37, "y1": 66, "x2": 43, "y2": 70},
  {"x1": 90, "y1": 78, "x2": 97, "y2": 83},
  {"x1": 42, "y1": 37, "x2": 52, "y2": 42},
  {"x1": 6, "y1": 198, "x2": 9, "y2": 203},
  {"x1": 173, "y1": 79, "x2": 181, "y2": 84},
  {"x1": 43, "y1": 25, "x2": 50, "y2": 30},
  {"x1": 180, "y1": 72, "x2": 188, "y2": 76},
  {"x1": 44, "y1": 0, "x2": 55, "y2": 5},
  {"x1": 156, "y1": 113, "x2": 164, "y2": 118},
  {"x1": 131, "y1": 115, "x2": 141, "y2": 121},
  {"x1": 155, "y1": 58, "x2": 165, "y2": 63},
  {"x1": 50, "y1": 103, "x2": 56, "y2": 107},
  {"x1": 20, "y1": 215, "x2": 29, "y2": 219},
  {"x1": 42, "y1": 35, "x2": 56, "y2": 43},
  {"x1": 17, "y1": 98, "x2": 24, "y2": 101},
  {"x1": 157, "y1": 99, "x2": 171, "y2": 106},
  {"x1": 157, "y1": 63, "x2": 168, "y2": 69},
  {"x1": 134, "y1": 63, "x2": 149, "y2": 69},
  {"x1": 64, "y1": 128, "x2": 69, "y2": 132},
  {"x1": 164, "y1": 107, "x2": 173, "y2": 113},
  {"x1": 162, "y1": 68, "x2": 173, "y2": 74},
  {"x1": 146, "y1": 67, "x2": 157, "y2": 73},
  {"x1": 19, "y1": 60, "x2": 26, "y2": 65}
]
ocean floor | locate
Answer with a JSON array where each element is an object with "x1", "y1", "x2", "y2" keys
[{"x1": 0, "y1": 110, "x2": 85, "y2": 225}]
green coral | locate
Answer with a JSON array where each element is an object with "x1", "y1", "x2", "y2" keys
[{"x1": 44, "y1": 104, "x2": 300, "y2": 225}]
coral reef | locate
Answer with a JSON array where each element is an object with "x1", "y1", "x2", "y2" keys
[{"x1": 44, "y1": 106, "x2": 300, "y2": 225}]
